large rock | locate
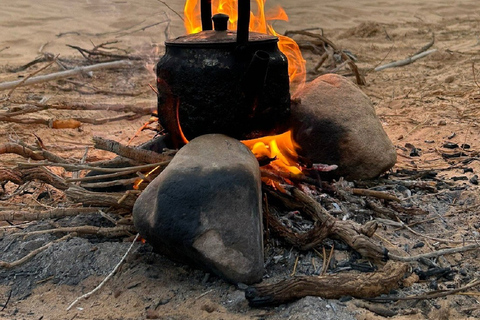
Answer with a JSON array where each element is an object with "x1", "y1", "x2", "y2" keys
[
  {"x1": 133, "y1": 134, "x2": 264, "y2": 284},
  {"x1": 291, "y1": 74, "x2": 396, "y2": 180}
]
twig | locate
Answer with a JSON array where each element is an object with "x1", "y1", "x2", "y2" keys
[
  {"x1": 17, "y1": 225, "x2": 136, "y2": 238},
  {"x1": 79, "y1": 177, "x2": 138, "y2": 189},
  {"x1": 17, "y1": 160, "x2": 170, "y2": 173},
  {"x1": 66, "y1": 233, "x2": 140, "y2": 311},
  {"x1": 0, "y1": 235, "x2": 71, "y2": 268},
  {"x1": 0, "y1": 207, "x2": 106, "y2": 222},
  {"x1": 65, "y1": 185, "x2": 138, "y2": 209},
  {"x1": 0, "y1": 167, "x2": 69, "y2": 190},
  {"x1": 388, "y1": 244, "x2": 480, "y2": 262},
  {"x1": 93, "y1": 136, "x2": 173, "y2": 164},
  {"x1": 157, "y1": 0, "x2": 184, "y2": 21},
  {"x1": 374, "y1": 49, "x2": 437, "y2": 72},
  {"x1": 66, "y1": 45, "x2": 142, "y2": 61},
  {"x1": 350, "y1": 188, "x2": 401, "y2": 202},
  {"x1": 0, "y1": 60, "x2": 132, "y2": 91},
  {"x1": 413, "y1": 33, "x2": 435, "y2": 56},
  {"x1": 5, "y1": 56, "x2": 58, "y2": 98},
  {"x1": 5, "y1": 101, "x2": 154, "y2": 114},
  {"x1": 367, "y1": 278, "x2": 480, "y2": 302}
]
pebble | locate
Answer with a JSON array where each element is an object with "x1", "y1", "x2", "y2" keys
[{"x1": 470, "y1": 175, "x2": 478, "y2": 185}]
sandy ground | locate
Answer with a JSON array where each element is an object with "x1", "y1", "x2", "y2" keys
[{"x1": 1, "y1": 0, "x2": 480, "y2": 319}]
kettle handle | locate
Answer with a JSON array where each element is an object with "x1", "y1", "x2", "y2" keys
[
  {"x1": 201, "y1": 0, "x2": 213, "y2": 30},
  {"x1": 201, "y1": 0, "x2": 250, "y2": 46}
]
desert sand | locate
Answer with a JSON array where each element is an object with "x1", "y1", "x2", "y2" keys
[{"x1": 1, "y1": 0, "x2": 480, "y2": 319}]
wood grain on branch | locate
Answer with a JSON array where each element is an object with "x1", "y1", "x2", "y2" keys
[{"x1": 246, "y1": 261, "x2": 408, "y2": 307}]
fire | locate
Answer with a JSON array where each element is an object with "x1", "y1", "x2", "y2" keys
[
  {"x1": 183, "y1": 0, "x2": 306, "y2": 93},
  {"x1": 183, "y1": 0, "x2": 306, "y2": 181},
  {"x1": 241, "y1": 130, "x2": 302, "y2": 183}
]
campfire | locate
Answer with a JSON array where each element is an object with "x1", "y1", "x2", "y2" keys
[
  {"x1": 2, "y1": 0, "x2": 480, "y2": 316},
  {"x1": 157, "y1": 0, "x2": 309, "y2": 183}
]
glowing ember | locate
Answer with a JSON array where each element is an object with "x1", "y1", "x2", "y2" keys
[{"x1": 183, "y1": 0, "x2": 306, "y2": 93}]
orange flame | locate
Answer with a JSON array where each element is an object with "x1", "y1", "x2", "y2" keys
[
  {"x1": 241, "y1": 130, "x2": 301, "y2": 180},
  {"x1": 183, "y1": 0, "x2": 305, "y2": 180},
  {"x1": 183, "y1": 0, "x2": 306, "y2": 93}
]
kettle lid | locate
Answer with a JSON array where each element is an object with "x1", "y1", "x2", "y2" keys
[{"x1": 166, "y1": 30, "x2": 278, "y2": 46}]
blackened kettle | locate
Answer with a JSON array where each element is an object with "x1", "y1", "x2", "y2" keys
[{"x1": 156, "y1": 0, "x2": 290, "y2": 145}]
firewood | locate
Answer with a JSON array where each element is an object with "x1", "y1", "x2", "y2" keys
[
  {"x1": 267, "y1": 187, "x2": 388, "y2": 261},
  {"x1": 246, "y1": 260, "x2": 408, "y2": 307},
  {"x1": 0, "y1": 167, "x2": 68, "y2": 190},
  {"x1": 0, "y1": 207, "x2": 106, "y2": 222},
  {"x1": 65, "y1": 185, "x2": 137, "y2": 209},
  {"x1": 16, "y1": 225, "x2": 136, "y2": 238},
  {"x1": 92, "y1": 136, "x2": 173, "y2": 164}
]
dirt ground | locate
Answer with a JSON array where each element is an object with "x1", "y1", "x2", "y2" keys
[{"x1": 1, "y1": 0, "x2": 480, "y2": 319}]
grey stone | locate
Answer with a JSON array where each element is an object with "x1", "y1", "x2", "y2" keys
[
  {"x1": 133, "y1": 134, "x2": 264, "y2": 284},
  {"x1": 291, "y1": 74, "x2": 397, "y2": 180}
]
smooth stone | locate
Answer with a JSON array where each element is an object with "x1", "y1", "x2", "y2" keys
[
  {"x1": 291, "y1": 74, "x2": 397, "y2": 180},
  {"x1": 133, "y1": 134, "x2": 264, "y2": 284}
]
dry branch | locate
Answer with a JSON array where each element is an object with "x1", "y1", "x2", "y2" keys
[
  {"x1": 368, "y1": 278, "x2": 480, "y2": 302},
  {"x1": 65, "y1": 185, "x2": 137, "y2": 209},
  {"x1": 5, "y1": 101, "x2": 154, "y2": 115},
  {"x1": 0, "y1": 60, "x2": 132, "y2": 91},
  {"x1": 0, "y1": 235, "x2": 71, "y2": 269},
  {"x1": 374, "y1": 49, "x2": 437, "y2": 72},
  {"x1": 0, "y1": 143, "x2": 45, "y2": 160},
  {"x1": 246, "y1": 261, "x2": 408, "y2": 307},
  {"x1": 93, "y1": 136, "x2": 173, "y2": 164},
  {"x1": 0, "y1": 167, "x2": 68, "y2": 190},
  {"x1": 388, "y1": 244, "x2": 480, "y2": 262},
  {"x1": 351, "y1": 188, "x2": 401, "y2": 202},
  {"x1": 0, "y1": 207, "x2": 106, "y2": 222},
  {"x1": 18, "y1": 225, "x2": 136, "y2": 238},
  {"x1": 17, "y1": 160, "x2": 169, "y2": 173},
  {"x1": 290, "y1": 188, "x2": 388, "y2": 261}
]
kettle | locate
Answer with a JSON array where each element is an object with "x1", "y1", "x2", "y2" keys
[{"x1": 156, "y1": 0, "x2": 291, "y2": 146}]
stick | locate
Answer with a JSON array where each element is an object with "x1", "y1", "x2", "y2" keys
[
  {"x1": 367, "y1": 278, "x2": 480, "y2": 302},
  {"x1": 0, "y1": 167, "x2": 69, "y2": 190},
  {"x1": 4, "y1": 101, "x2": 154, "y2": 114},
  {"x1": 6, "y1": 57, "x2": 57, "y2": 98},
  {"x1": 413, "y1": 33, "x2": 435, "y2": 56},
  {"x1": 17, "y1": 160, "x2": 170, "y2": 173},
  {"x1": 16, "y1": 225, "x2": 136, "y2": 238},
  {"x1": 291, "y1": 188, "x2": 388, "y2": 261},
  {"x1": 66, "y1": 233, "x2": 139, "y2": 311},
  {"x1": 93, "y1": 136, "x2": 172, "y2": 164},
  {"x1": 0, "y1": 235, "x2": 71, "y2": 268},
  {"x1": 374, "y1": 49, "x2": 437, "y2": 72},
  {"x1": 388, "y1": 244, "x2": 480, "y2": 262},
  {"x1": 0, "y1": 60, "x2": 132, "y2": 91},
  {"x1": 0, "y1": 207, "x2": 106, "y2": 221},
  {"x1": 246, "y1": 261, "x2": 408, "y2": 307},
  {"x1": 65, "y1": 185, "x2": 137, "y2": 209},
  {"x1": 351, "y1": 188, "x2": 401, "y2": 202}
]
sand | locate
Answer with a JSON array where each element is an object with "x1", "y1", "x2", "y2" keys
[{"x1": 1, "y1": 0, "x2": 480, "y2": 319}]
